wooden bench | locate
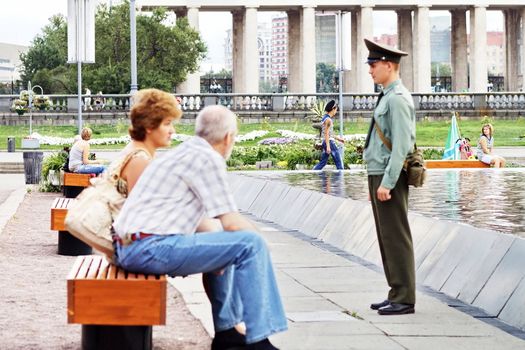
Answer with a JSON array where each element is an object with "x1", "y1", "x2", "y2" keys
[
  {"x1": 63, "y1": 172, "x2": 93, "y2": 198},
  {"x1": 68, "y1": 255, "x2": 167, "y2": 350},
  {"x1": 424, "y1": 160, "x2": 490, "y2": 169},
  {"x1": 51, "y1": 198, "x2": 92, "y2": 256}
]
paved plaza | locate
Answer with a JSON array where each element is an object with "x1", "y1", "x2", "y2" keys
[{"x1": 0, "y1": 167, "x2": 524, "y2": 348}]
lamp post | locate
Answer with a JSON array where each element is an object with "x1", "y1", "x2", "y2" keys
[
  {"x1": 27, "y1": 81, "x2": 44, "y2": 137},
  {"x1": 130, "y1": 0, "x2": 138, "y2": 98}
]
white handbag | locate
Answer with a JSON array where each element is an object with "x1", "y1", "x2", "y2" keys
[{"x1": 64, "y1": 149, "x2": 146, "y2": 261}]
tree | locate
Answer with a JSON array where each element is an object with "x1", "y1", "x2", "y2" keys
[
  {"x1": 20, "y1": 2, "x2": 207, "y2": 94},
  {"x1": 316, "y1": 63, "x2": 337, "y2": 93},
  {"x1": 431, "y1": 63, "x2": 452, "y2": 77}
]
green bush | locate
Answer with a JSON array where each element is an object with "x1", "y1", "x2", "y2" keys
[
  {"x1": 228, "y1": 139, "x2": 365, "y2": 170},
  {"x1": 422, "y1": 148, "x2": 443, "y2": 160},
  {"x1": 40, "y1": 150, "x2": 68, "y2": 192}
]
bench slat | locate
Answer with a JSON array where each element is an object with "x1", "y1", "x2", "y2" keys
[
  {"x1": 107, "y1": 264, "x2": 118, "y2": 280},
  {"x1": 97, "y1": 258, "x2": 110, "y2": 279},
  {"x1": 76, "y1": 256, "x2": 93, "y2": 279},
  {"x1": 86, "y1": 256, "x2": 103, "y2": 279},
  {"x1": 425, "y1": 160, "x2": 489, "y2": 168},
  {"x1": 67, "y1": 256, "x2": 87, "y2": 280}
]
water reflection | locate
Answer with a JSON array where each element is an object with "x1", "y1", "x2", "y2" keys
[{"x1": 240, "y1": 169, "x2": 525, "y2": 237}]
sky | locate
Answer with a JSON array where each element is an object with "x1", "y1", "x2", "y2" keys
[{"x1": 0, "y1": 1, "x2": 504, "y2": 72}]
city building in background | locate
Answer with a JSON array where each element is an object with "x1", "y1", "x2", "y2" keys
[
  {"x1": 487, "y1": 31, "x2": 504, "y2": 76},
  {"x1": 0, "y1": 43, "x2": 27, "y2": 83},
  {"x1": 271, "y1": 16, "x2": 288, "y2": 83},
  {"x1": 258, "y1": 22, "x2": 273, "y2": 83},
  {"x1": 224, "y1": 23, "x2": 273, "y2": 85}
]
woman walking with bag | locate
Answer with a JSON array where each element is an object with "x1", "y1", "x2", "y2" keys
[{"x1": 313, "y1": 100, "x2": 345, "y2": 170}]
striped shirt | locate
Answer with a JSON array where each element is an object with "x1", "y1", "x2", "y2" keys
[{"x1": 113, "y1": 136, "x2": 237, "y2": 237}]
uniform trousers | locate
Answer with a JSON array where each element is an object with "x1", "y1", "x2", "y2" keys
[{"x1": 368, "y1": 171, "x2": 416, "y2": 305}]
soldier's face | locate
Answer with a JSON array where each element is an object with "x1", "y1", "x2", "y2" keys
[{"x1": 368, "y1": 61, "x2": 391, "y2": 85}]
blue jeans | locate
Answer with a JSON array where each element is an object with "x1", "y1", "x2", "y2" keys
[
  {"x1": 75, "y1": 164, "x2": 106, "y2": 174},
  {"x1": 313, "y1": 140, "x2": 343, "y2": 170},
  {"x1": 115, "y1": 231, "x2": 288, "y2": 343}
]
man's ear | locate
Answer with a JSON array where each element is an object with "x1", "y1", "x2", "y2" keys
[{"x1": 224, "y1": 132, "x2": 232, "y2": 146}]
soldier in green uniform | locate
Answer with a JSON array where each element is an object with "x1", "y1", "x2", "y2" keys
[{"x1": 363, "y1": 38, "x2": 416, "y2": 315}]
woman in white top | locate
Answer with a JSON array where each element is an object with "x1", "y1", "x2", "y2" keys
[
  {"x1": 68, "y1": 127, "x2": 107, "y2": 174},
  {"x1": 476, "y1": 123, "x2": 506, "y2": 168}
]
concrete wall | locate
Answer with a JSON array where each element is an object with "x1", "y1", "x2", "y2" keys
[{"x1": 229, "y1": 173, "x2": 525, "y2": 332}]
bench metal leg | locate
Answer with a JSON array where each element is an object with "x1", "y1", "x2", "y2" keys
[
  {"x1": 64, "y1": 185, "x2": 85, "y2": 198},
  {"x1": 81, "y1": 325, "x2": 152, "y2": 350},
  {"x1": 58, "y1": 231, "x2": 92, "y2": 256}
]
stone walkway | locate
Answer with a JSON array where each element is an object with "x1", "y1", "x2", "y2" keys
[
  {"x1": 174, "y1": 213, "x2": 525, "y2": 350},
  {"x1": 1, "y1": 173, "x2": 525, "y2": 349}
]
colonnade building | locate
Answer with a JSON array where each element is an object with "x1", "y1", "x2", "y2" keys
[{"x1": 140, "y1": 1, "x2": 525, "y2": 94}]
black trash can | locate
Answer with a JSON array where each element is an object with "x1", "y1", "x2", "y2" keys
[
  {"x1": 7, "y1": 137, "x2": 15, "y2": 152},
  {"x1": 23, "y1": 151, "x2": 44, "y2": 184}
]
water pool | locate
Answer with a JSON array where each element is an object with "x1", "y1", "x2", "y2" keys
[{"x1": 239, "y1": 169, "x2": 525, "y2": 237}]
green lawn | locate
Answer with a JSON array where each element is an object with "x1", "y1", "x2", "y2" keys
[{"x1": 0, "y1": 118, "x2": 524, "y2": 150}]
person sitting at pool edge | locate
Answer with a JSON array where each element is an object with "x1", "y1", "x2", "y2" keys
[{"x1": 476, "y1": 123, "x2": 506, "y2": 168}]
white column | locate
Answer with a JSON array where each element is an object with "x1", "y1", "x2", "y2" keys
[
  {"x1": 397, "y1": 9, "x2": 414, "y2": 91},
  {"x1": 357, "y1": 6, "x2": 374, "y2": 92},
  {"x1": 343, "y1": 11, "x2": 358, "y2": 92},
  {"x1": 232, "y1": 10, "x2": 245, "y2": 93},
  {"x1": 504, "y1": 9, "x2": 520, "y2": 91},
  {"x1": 301, "y1": 6, "x2": 316, "y2": 93},
  {"x1": 177, "y1": 7, "x2": 200, "y2": 94},
  {"x1": 414, "y1": 6, "x2": 431, "y2": 92},
  {"x1": 470, "y1": 6, "x2": 488, "y2": 92},
  {"x1": 521, "y1": 8, "x2": 525, "y2": 90},
  {"x1": 451, "y1": 9, "x2": 468, "y2": 92},
  {"x1": 244, "y1": 7, "x2": 259, "y2": 93},
  {"x1": 287, "y1": 10, "x2": 301, "y2": 92}
]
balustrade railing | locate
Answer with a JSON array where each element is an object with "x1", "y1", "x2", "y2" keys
[{"x1": 1, "y1": 92, "x2": 524, "y2": 115}]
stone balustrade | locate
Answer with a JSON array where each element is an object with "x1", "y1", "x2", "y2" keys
[{"x1": 1, "y1": 92, "x2": 524, "y2": 126}]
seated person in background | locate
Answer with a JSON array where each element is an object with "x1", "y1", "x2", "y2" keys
[
  {"x1": 68, "y1": 127, "x2": 106, "y2": 174},
  {"x1": 458, "y1": 137, "x2": 473, "y2": 160},
  {"x1": 476, "y1": 123, "x2": 506, "y2": 168},
  {"x1": 113, "y1": 105, "x2": 287, "y2": 350}
]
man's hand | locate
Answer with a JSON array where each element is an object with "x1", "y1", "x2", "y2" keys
[
  {"x1": 376, "y1": 186, "x2": 392, "y2": 202},
  {"x1": 326, "y1": 146, "x2": 331, "y2": 154}
]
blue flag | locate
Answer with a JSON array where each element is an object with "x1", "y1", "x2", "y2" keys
[{"x1": 443, "y1": 113, "x2": 460, "y2": 160}]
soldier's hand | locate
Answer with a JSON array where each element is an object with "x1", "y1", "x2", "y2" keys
[
  {"x1": 326, "y1": 147, "x2": 331, "y2": 154},
  {"x1": 377, "y1": 186, "x2": 392, "y2": 202}
]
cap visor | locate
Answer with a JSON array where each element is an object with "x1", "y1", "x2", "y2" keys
[{"x1": 365, "y1": 58, "x2": 381, "y2": 64}]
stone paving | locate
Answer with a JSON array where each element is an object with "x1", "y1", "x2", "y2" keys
[
  {"x1": 1, "y1": 149, "x2": 525, "y2": 348},
  {"x1": 173, "y1": 214, "x2": 525, "y2": 350}
]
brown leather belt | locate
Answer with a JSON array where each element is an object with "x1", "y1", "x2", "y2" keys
[{"x1": 113, "y1": 232, "x2": 154, "y2": 246}]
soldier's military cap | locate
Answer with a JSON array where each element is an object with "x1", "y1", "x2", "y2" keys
[
  {"x1": 324, "y1": 100, "x2": 336, "y2": 112},
  {"x1": 364, "y1": 38, "x2": 408, "y2": 64}
]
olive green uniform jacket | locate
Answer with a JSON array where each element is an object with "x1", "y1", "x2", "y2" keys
[{"x1": 363, "y1": 79, "x2": 416, "y2": 188}]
